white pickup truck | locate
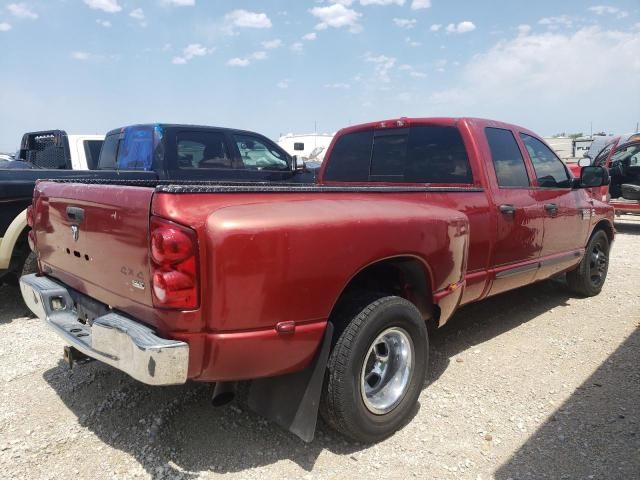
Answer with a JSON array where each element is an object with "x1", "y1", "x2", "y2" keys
[{"x1": 0, "y1": 130, "x2": 104, "y2": 282}]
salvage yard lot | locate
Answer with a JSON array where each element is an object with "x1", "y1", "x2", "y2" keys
[{"x1": 1, "y1": 219, "x2": 638, "y2": 480}]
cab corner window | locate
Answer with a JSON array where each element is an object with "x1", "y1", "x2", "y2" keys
[
  {"x1": 485, "y1": 127, "x2": 530, "y2": 187},
  {"x1": 323, "y1": 130, "x2": 372, "y2": 182},
  {"x1": 520, "y1": 133, "x2": 571, "y2": 188}
]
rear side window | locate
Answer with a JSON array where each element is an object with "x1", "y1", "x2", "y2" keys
[
  {"x1": 98, "y1": 126, "x2": 154, "y2": 171},
  {"x1": 177, "y1": 131, "x2": 231, "y2": 169},
  {"x1": 485, "y1": 127, "x2": 530, "y2": 187},
  {"x1": 294, "y1": 142, "x2": 304, "y2": 151},
  {"x1": 83, "y1": 140, "x2": 103, "y2": 169},
  {"x1": 520, "y1": 133, "x2": 571, "y2": 188},
  {"x1": 323, "y1": 130, "x2": 372, "y2": 182}
]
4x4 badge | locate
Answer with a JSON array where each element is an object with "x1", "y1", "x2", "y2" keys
[{"x1": 71, "y1": 225, "x2": 79, "y2": 242}]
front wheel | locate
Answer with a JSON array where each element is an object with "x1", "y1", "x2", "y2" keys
[
  {"x1": 320, "y1": 294, "x2": 428, "y2": 443},
  {"x1": 566, "y1": 230, "x2": 610, "y2": 296}
]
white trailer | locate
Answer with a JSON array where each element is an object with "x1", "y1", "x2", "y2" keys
[{"x1": 277, "y1": 133, "x2": 334, "y2": 162}]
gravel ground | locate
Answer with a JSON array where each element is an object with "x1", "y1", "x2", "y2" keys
[{"x1": 1, "y1": 218, "x2": 638, "y2": 480}]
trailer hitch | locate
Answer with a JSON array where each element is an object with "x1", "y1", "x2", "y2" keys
[{"x1": 63, "y1": 345, "x2": 93, "y2": 369}]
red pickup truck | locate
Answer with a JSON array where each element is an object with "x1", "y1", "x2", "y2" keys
[{"x1": 21, "y1": 117, "x2": 613, "y2": 443}]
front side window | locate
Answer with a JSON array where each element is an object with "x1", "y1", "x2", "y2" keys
[
  {"x1": 520, "y1": 133, "x2": 571, "y2": 188},
  {"x1": 234, "y1": 134, "x2": 289, "y2": 171},
  {"x1": 485, "y1": 127, "x2": 530, "y2": 187},
  {"x1": 593, "y1": 143, "x2": 614, "y2": 167},
  {"x1": 176, "y1": 131, "x2": 231, "y2": 169}
]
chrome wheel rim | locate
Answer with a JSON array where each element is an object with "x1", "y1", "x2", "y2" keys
[
  {"x1": 360, "y1": 327, "x2": 414, "y2": 415},
  {"x1": 588, "y1": 242, "x2": 608, "y2": 287}
]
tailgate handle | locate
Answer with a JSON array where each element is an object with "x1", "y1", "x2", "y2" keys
[{"x1": 66, "y1": 207, "x2": 85, "y2": 223}]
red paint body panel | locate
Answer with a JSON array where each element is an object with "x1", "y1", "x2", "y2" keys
[{"x1": 32, "y1": 117, "x2": 616, "y2": 383}]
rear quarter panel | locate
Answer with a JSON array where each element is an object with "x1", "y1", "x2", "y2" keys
[{"x1": 153, "y1": 192, "x2": 470, "y2": 332}]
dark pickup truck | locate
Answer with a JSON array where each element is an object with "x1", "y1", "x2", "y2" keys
[
  {"x1": 1, "y1": 124, "x2": 309, "y2": 281},
  {"x1": 22, "y1": 117, "x2": 613, "y2": 443}
]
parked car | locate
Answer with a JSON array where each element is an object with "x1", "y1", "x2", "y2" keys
[
  {"x1": 21, "y1": 117, "x2": 613, "y2": 443},
  {"x1": 568, "y1": 134, "x2": 640, "y2": 215},
  {"x1": 1, "y1": 123, "x2": 309, "y2": 283}
]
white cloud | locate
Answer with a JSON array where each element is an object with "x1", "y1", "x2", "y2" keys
[
  {"x1": 446, "y1": 21, "x2": 476, "y2": 34},
  {"x1": 588, "y1": 5, "x2": 627, "y2": 18},
  {"x1": 83, "y1": 0, "x2": 121, "y2": 13},
  {"x1": 429, "y1": 26, "x2": 640, "y2": 120},
  {"x1": 325, "y1": 82, "x2": 351, "y2": 89},
  {"x1": 311, "y1": 4, "x2": 362, "y2": 33},
  {"x1": 162, "y1": 0, "x2": 195, "y2": 6},
  {"x1": 393, "y1": 18, "x2": 416, "y2": 29},
  {"x1": 225, "y1": 51, "x2": 267, "y2": 67},
  {"x1": 129, "y1": 8, "x2": 144, "y2": 20},
  {"x1": 172, "y1": 43, "x2": 210, "y2": 64},
  {"x1": 365, "y1": 52, "x2": 396, "y2": 82},
  {"x1": 303, "y1": 32, "x2": 317, "y2": 40},
  {"x1": 399, "y1": 64, "x2": 426, "y2": 77},
  {"x1": 224, "y1": 9, "x2": 272, "y2": 31},
  {"x1": 290, "y1": 42, "x2": 304, "y2": 53},
  {"x1": 277, "y1": 80, "x2": 289, "y2": 89},
  {"x1": 430, "y1": 24, "x2": 441, "y2": 32},
  {"x1": 251, "y1": 51, "x2": 268, "y2": 60},
  {"x1": 262, "y1": 39, "x2": 282, "y2": 49},
  {"x1": 71, "y1": 51, "x2": 90, "y2": 61},
  {"x1": 517, "y1": 24, "x2": 531, "y2": 36},
  {"x1": 405, "y1": 36, "x2": 421, "y2": 47},
  {"x1": 96, "y1": 19, "x2": 111, "y2": 27},
  {"x1": 7, "y1": 3, "x2": 38, "y2": 19},
  {"x1": 0, "y1": 22, "x2": 12, "y2": 32},
  {"x1": 227, "y1": 57, "x2": 250, "y2": 67},
  {"x1": 360, "y1": 0, "x2": 404, "y2": 5},
  {"x1": 539, "y1": 15, "x2": 572, "y2": 29},
  {"x1": 411, "y1": 0, "x2": 431, "y2": 10}
]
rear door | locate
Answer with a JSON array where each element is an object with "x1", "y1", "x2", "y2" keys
[
  {"x1": 483, "y1": 127, "x2": 545, "y2": 296},
  {"x1": 519, "y1": 133, "x2": 589, "y2": 278}
]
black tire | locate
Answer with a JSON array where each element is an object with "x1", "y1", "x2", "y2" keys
[
  {"x1": 320, "y1": 293, "x2": 428, "y2": 443},
  {"x1": 21, "y1": 251, "x2": 38, "y2": 277},
  {"x1": 566, "y1": 230, "x2": 610, "y2": 297}
]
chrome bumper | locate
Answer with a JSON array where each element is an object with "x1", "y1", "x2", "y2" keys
[{"x1": 20, "y1": 274, "x2": 189, "y2": 385}]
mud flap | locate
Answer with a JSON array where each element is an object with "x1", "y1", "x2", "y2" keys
[{"x1": 246, "y1": 322, "x2": 334, "y2": 442}]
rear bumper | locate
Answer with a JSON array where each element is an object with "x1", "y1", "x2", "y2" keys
[{"x1": 19, "y1": 274, "x2": 189, "y2": 385}]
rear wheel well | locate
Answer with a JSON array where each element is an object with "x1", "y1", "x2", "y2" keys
[
  {"x1": 2, "y1": 227, "x2": 29, "y2": 283},
  {"x1": 329, "y1": 257, "x2": 436, "y2": 330}
]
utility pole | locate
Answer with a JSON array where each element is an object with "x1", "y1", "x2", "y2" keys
[{"x1": 590, "y1": 121, "x2": 593, "y2": 139}]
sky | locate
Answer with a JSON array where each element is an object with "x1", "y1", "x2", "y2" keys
[{"x1": 0, "y1": 0, "x2": 639, "y2": 151}]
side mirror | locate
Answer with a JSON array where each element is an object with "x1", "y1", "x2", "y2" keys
[
  {"x1": 578, "y1": 157, "x2": 591, "y2": 167},
  {"x1": 292, "y1": 155, "x2": 305, "y2": 172},
  {"x1": 580, "y1": 165, "x2": 610, "y2": 188}
]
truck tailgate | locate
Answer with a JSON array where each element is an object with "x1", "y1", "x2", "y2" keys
[{"x1": 34, "y1": 182, "x2": 155, "y2": 310}]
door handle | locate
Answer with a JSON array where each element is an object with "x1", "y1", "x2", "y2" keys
[
  {"x1": 544, "y1": 203, "x2": 558, "y2": 214},
  {"x1": 499, "y1": 204, "x2": 516, "y2": 215}
]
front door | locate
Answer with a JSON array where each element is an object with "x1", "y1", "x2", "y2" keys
[{"x1": 519, "y1": 133, "x2": 589, "y2": 278}]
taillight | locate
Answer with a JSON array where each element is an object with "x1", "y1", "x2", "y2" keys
[{"x1": 150, "y1": 217, "x2": 199, "y2": 310}]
